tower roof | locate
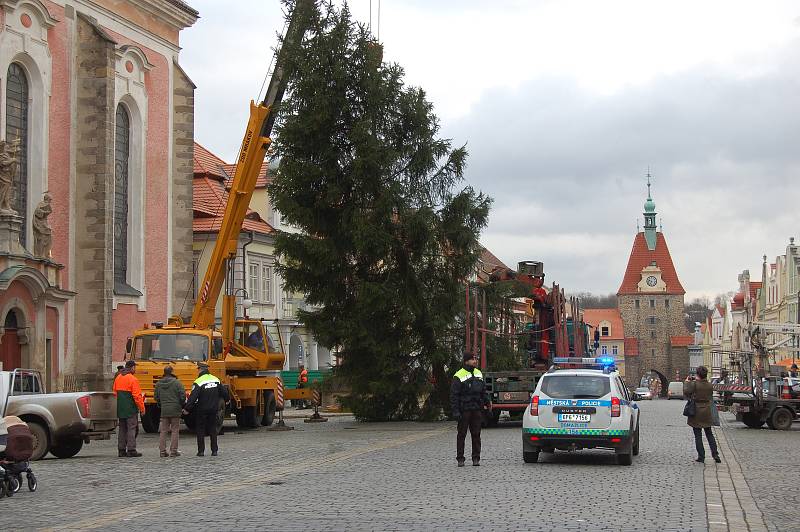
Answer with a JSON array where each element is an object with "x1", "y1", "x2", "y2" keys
[{"x1": 617, "y1": 232, "x2": 685, "y2": 295}]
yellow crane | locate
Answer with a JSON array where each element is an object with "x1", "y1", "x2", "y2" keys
[{"x1": 125, "y1": 0, "x2": 314, "y2": 434}]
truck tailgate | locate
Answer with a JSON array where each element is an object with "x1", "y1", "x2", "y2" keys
[{"x1": 87, "y1": 392, "x2": 116, "y2": 421}]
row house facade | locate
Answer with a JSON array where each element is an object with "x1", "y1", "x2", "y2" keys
[
  {"x1": 583, "y1": 308, "x2": 626, "y2": 377},
  {"x1": 756, "y1": 237, "x2": 800, "y2": 364},
  {"x1": 191, "y1": 142, "x2": 333, "y2": 371},
  {"x1": 0, "y1": 0, "x2": 198, "y2": 390}
]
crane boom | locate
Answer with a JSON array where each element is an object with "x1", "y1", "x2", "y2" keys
[{"x1": 191, "y1": 1, "x2": 310, "y2": 331}]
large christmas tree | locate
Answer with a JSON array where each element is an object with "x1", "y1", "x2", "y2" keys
[{"x1": 270, "y1": 1, "x2": 491, "y2": 420}]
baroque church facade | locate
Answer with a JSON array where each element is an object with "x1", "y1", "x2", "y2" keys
[
  {"x1": 617, "y1": 180, "x2": 691, "y2": 388},
  {"x1": 0, "y1": 0, "x2": 198, "y2": 390}
]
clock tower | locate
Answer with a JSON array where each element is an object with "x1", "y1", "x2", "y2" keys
[{"x1": 617, "y1": 175, "x2": 688, "y2": 388}]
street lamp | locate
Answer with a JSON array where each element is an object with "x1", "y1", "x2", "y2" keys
[{"x1": 233, "y1": 288, "x2": 253, "y2": 318}]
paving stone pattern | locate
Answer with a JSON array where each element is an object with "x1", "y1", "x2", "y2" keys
[
  {"x1": 6, "y1": 401, "x2": 710, "y2": 531},
  {"x1": 715, "y1": 410, "x2": 800, "y2": 532}
]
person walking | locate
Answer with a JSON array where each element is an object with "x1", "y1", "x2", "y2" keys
[
  {"x1": 183, "y1": 363, "x2": 229, "y2": 456},
  {"x1": 154, "y1": 365, "x2": 186, "y2": 457},
  {"x1": 684, "y1": 365, "x2": 721, "y2": 463},
  {"x1": 450, "y1": 352, "x2": 491, "y2": 467},
  {"x1": 113, "y1": 360, "x2": 145, "y2": 457}
]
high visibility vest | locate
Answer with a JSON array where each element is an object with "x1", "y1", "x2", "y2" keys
[
  {"x1": 194, "y1": 373, "x2": 221, "y2": 387},
  {"x1": 454, "y1": 367, "x2": 483, "y2": 381}
]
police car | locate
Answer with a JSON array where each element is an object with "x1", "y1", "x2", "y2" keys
[{"x1": 522, "y1": 357, "x2": 640, "y2": 466}]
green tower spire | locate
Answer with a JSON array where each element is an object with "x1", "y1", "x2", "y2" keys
[{"x1": 643, "y1": 171, "x2": 657, "y2": 250}]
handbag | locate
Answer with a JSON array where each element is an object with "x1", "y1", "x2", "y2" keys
[
  {"x1": 683, "y1": 399, "x2": 696, "y2": 417},
  {"x1": 711, "y1": 403, "x2": 721, "y2": 426}
]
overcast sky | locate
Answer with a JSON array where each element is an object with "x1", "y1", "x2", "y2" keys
[{"x1": 180, "y1": 1, "x2": 800, "y2": 302}]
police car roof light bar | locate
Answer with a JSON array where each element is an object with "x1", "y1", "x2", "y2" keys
[{"x1": 550, "y1": 357, "x2": 616, "y2": 372}]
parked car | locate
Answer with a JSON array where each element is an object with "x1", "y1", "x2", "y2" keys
[
  {"x1": 635, "y1": 387, "x2": 653, "y2": 400},
  {"x1": 667, "y1": 381, "x2": 684, "y2": 400},
  {"x1": 1, "y1": 369, "x2": 117, "y2": 460}
]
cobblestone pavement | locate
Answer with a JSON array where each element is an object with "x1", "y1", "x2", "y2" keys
[
  {"x1": 4, "y1": 401, "x2": 716, "y2": 531},
  {"x1": 715, "y1": 409, "x2": 800, "y2": 532}
]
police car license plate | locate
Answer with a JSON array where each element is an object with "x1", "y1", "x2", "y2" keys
[{"x1": 558, "y1": 413, "x2": 590, "y2": 422}]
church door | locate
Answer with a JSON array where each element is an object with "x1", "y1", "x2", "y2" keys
[{"x1": 0, "y1": 310, "x2": 21, "y2": 370}]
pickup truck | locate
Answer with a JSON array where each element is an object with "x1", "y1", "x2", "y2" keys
[{"x1": 1, "y1": 369, "x2": 116, "y2": 460}]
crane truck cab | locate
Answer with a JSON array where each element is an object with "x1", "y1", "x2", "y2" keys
[{"x1": 126, "y1": 318, "x2": 287, "y2": 433}]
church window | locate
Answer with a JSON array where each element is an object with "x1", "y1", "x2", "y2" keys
[
  {"x1": 651, "y1": 348, "x2": 655, "y2": 357},
  {"x1": 665, "y1": 299, "x2": 670, "y2": 309},
  {"x1": 648, "y1": 316, "x2": 656, "y2": 325},
  {"x1": 635, "y1": 299, "x2": 640, "y2": 309},
  {"x1": 649, "y1": 299, "x2": 655, "y2": 308},
  {"x1": 650, "y1": 331, "x2": 656, "y2": 339},
  {"x1": 113, "y1": 104, "x2": 140, "y2": 295},
  {"x1": 6, "y1": 63, "x2": 29, "y2": 246},
  {"x1": 601, "y1": 326, "x2": 609, "y2": 336}
]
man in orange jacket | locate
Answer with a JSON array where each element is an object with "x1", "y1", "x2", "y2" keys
[
  {"x1": 113, "y1": 360, "x2": 145, "y2": 457},
  {"x1": 296, "y1": 365, "x2": 309, "y2": 409}
]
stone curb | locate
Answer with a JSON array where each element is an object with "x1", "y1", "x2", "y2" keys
[{"x1": 704, "y1": 415, "x2": 769, "y2": 532}]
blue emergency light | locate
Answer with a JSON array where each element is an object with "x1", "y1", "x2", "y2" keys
[
  {"x1": 551, "y1": 357, "x2": 617, "y2": 372},
  {"x1": 596, "y1": 356, "x2": 615, "y2": 367}
]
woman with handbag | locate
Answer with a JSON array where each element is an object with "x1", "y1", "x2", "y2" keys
[{"x1": 683, "y1": 366, "x2": 721, "y2": 463}]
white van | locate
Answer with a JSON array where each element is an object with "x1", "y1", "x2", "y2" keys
[{"x1": 667, "y1": 381, "x2": 684, "y2": 400}]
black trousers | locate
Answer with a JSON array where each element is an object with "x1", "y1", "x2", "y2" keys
[
  {"x1": 693, "y1": 427, "x2": 718, "y2": 459},
  {"x1": 196, "y1": 411, "x2": 218, "y2": 454},
  {"x1": 456, "y1": 410, "x2": 483, "y2": 461}
]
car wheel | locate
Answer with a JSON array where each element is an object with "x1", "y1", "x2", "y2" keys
[
  {"x1": 215, "y1": 398, "x2": 226, "y2": 435},
  {"x1": 236, "y1": 406, "x2": 258, "y2": 429},
  {"x1": 49, "y1": 437, "x2": 84, "y2": 459},
  {"x1": 141, "y1": 405, "x2": 161, "y2": 433},
  {"x1": 632, "y1": 426, "x2": 640, "y2": 456},
  {"x1": 26, "y1": 421, "x2": 50, "y2": 461},
  {"x1": 523, "y1": 451, "x2": 539, "y2": 464},
  {"x1": 261, "y1": 391, "x2": 277, "y2": 426},
  {"x1": 770, "y1": 408, "x2": 793, "y2": 431}
]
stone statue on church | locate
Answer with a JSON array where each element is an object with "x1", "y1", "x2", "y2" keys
[
  {"x1": 33, "y1": 192, "x2": 52, "y2": 258},
  {"x1": 0, "y1": 139, "x2": 21, "y2": 214}
]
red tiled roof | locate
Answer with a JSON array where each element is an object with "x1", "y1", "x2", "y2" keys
[
  {"x1": 715, "y1": 304, "x2": 726, "y2": 317},
  {"x1": 476, "y1": 246, "x2": 510, "y2": 282},
  {"x1": 193, "y1": 176, "x2": 273, "y2": 235},
  {"x1": 583, "y1": 308, "x2": 625, "y2": 341},
  {"x1": 617, "y1": 232, "x2": 685, "y2": 295},
  {"x1": 731, "y1": 292, "x2": 745, "y2": 310},
  {"x1": 193, "y1": 215, "x2": 273, "y2": 234},
  {"x1": 222, "y1": 162, "x2": 270, "y2": 189},
  {"x1": 670, "y1": 335, "x2": 694, "y2": 347},
  {"x1": 193, "y1": 142, "x2": 227, "y2": 178},
  {"x1": 624, "y1": 337, "x2": 639, "y2": 356}
]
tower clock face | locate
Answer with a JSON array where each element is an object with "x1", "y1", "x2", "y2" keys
[{"x1": 646, "y1": 275, "x2": 658, "y2": 287}]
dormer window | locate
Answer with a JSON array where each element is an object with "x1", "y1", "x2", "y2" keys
[{"x1": 601, "y1": 326, "x2": 609, "y2": 336}]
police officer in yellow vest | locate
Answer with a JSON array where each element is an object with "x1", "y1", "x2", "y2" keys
[
  {"x1": 450, "y1": 352, "x2": 491, "y2": 466},
  {"x1": 183, "y1": 363, "x2": 229, "y2": 456}
]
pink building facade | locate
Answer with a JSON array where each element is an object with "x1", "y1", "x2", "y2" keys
[{"x1": 0, "y1": 0, "x2": 197, "y2": 390}]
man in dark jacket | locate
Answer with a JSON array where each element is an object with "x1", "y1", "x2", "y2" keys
[
  {"x1": 450, "y1": 352, "x2": 491, "y2": 467},
  {"x1": 183, "y1": 363, "x2": 229, "y2": 456},
  {"x1": 154, "y1": 365, "x2": 186, "y2": 457}
]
